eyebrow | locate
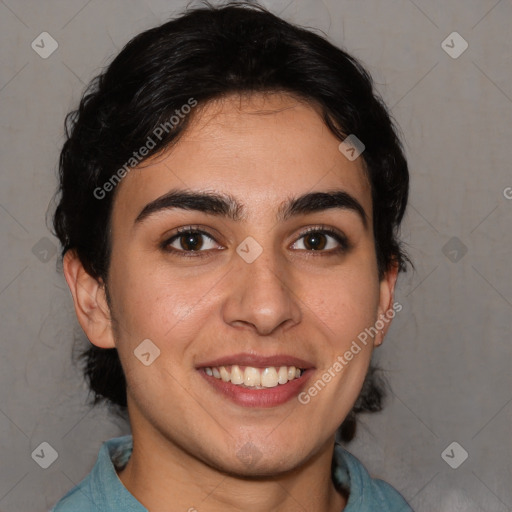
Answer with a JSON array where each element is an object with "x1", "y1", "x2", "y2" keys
[{"x1": 134, "y1": 189, "x2": 368, "y2": 228}]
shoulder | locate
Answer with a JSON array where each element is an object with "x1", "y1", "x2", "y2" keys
[
  {"x1": 49, "y1": 475, "x2": 98, "y2": 512},
  {"x1": 49, "y1": 435, "x2": 141, "y2": 512},
  {"x1": 333, "y1": 443, "x2": 414, "y2": 511}
]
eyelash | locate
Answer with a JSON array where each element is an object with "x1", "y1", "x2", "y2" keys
[{"x1": 160, "y1": 225, "x2": 350, "y2": 259}]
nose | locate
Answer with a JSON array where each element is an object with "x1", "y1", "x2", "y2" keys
[{"x1": 221, "y1": 248, "x2": 302, "y2": 336}]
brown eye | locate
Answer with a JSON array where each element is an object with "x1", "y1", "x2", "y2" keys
[
  {"x1": 162, "y1": 229, "x2": 219, "y2": 255},
  {"x1": 303, "y1": 232, "x2": 328, "y2": 250},
  {"x1": 291, "y1": 228, "x2": 349, "y2": 253},
  {"x1": 179, "y1": 232, "x2": 204, "y2": 251}
]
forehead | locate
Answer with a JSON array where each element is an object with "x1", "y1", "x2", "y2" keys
[{"x1": 112, "y1": 93, "x2": 372, "y2": 224}]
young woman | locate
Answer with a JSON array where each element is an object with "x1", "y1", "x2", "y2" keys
[{"x1": 51, "y1": 2, "x2": 412, "y2": 510}]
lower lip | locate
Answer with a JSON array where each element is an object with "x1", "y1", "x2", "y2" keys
[{"x1": 198, "y1": 369, "x2": 314, "y2": 408}]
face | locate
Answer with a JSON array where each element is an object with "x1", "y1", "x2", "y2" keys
[{"x1": 88, "y1": 93, "x2": 396, "y2": 474}]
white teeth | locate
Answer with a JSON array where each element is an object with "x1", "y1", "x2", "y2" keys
[
  {"x1": 220, "y1": 366, "x2": 230, "y2": 382},
  {"x1": 244, "y1": 367, "x2": 261, "y2": 387},
  {"x1": 261, "y1": 367, "x2": 279, "y2": 387},
  {"x1": 204, "y1": 364, "x2": 304, "y2": 387},
  {"x1": 230, "y1": 365, "x2": 244, "y2": 384},
  {"x1": 277, "y1": 366, "x2": 288, "y2": 385}
]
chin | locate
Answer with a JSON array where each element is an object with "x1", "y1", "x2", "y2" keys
[
  {"x1": 217, "y1": 438, "x2": 308, "y2": 476},
  {"x1": 214, "y1": 453, "x2": 300, "y2": 479}
]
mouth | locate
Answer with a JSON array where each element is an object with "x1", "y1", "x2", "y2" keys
[{"x1": 196, "y1": 353, "x2": 315, "y2": 408}]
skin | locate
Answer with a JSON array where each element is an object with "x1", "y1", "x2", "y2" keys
[{"x1": 64, "y1": 92, "x2": 398, "y2": 512}]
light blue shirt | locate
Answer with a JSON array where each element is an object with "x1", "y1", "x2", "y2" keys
[{"x1": 50, "y1": 435, "x2": 413, "y2": 511}]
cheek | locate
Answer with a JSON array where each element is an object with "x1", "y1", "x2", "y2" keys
[
  {"x1": 109, "y1": 257, "x2": 217, "y2": 353},
  {"x1": 303, "y1": 265, "x2": 380, "y2": 341}
]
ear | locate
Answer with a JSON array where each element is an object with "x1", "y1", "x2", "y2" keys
[
  {"x1": 374, "y1": 261, "x2": 399, "y2": 347},
  {"x1": 62, "y1": 250, "x2": 116, "y2": 349}
]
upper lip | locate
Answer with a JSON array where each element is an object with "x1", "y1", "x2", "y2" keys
[{"x1": 196, "y1": 352, "x2": 315, "y2": 369}]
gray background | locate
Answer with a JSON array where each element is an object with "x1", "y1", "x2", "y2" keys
[{"x1": 0, "y1": 0, "x2": 511, "y2": 511}]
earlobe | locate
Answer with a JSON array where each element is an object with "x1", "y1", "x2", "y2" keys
[
  {"x1": 375, "y1": 262, "x2": 399, "y2": 347},
  {"x1": 62, "y1": 250, "x2": 116, "y2": 349}
]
